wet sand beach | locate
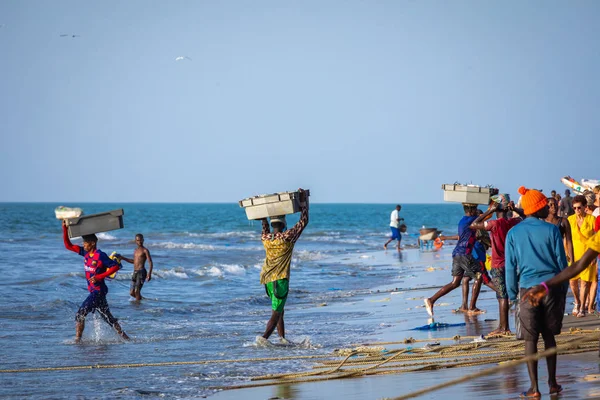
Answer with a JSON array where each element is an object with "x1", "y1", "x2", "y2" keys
[{"x1": 213, "y1": 248, "x2": 600, "y2": 400}]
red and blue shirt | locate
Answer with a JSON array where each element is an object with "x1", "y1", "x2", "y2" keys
[
  {"x1": 63, "y1": 226, "x2": 119, "y2": 294},
  {"x1": 452, "y1": 216, "x2": 478, "y2": 257}
]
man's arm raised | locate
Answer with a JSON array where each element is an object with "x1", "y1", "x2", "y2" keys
[
  {"x1": 283, "y1": 188, "x2": 309, "y2": 243},
  {"x1": 470, "y1": 203, "x2": 497, "y2": 231},
  {"x1": 62, "y1": 220, "x2": 81, "y2": 254}
]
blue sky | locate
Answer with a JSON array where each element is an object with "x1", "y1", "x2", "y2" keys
[{"x1": 1, "y1": 1, "x2": 598, "y2": 203}]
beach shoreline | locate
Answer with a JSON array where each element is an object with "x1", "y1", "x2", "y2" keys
[{"x1": 211, "y1": 247, "x2": 600, "y2": 400}]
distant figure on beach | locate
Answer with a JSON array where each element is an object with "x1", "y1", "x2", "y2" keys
[
  {"x1": 554, "y1": 192, "x2": 562, "y2": 206},
  {"x1": 384, "y1": 205, "x2": 404, "y2": 250},
  {"x1": 470, "y1": 195, "x2": 521, "y2": 336},
  {"x1": 256, "y1": 188, "x2": 309, "y2": 345},
  {"x1": 119, "y1": 234, "x2": 154, "y2": 301},
  {"x1": 559, "y1": 189, "x2": 574, "y2": 217},
  {"x1": 61, "y1": 221, "x2": 129, "y2": 342},
  {"x1": 424, "y1": 203, "x2": 497, "y2": 317},
  {"x1": 505, "y1": 186, "x2": 567, "y2": 398},
  {"x1": 545, "y1": 197, "x2": 574, "y2": 263}
]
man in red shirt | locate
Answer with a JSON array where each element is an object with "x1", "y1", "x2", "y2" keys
[
  {"x1": 62, "y1": 221, "x2": 129, "y2": 342},
  {"x1": 471, "y1": 197, "x2": 522, "y2": 336}
]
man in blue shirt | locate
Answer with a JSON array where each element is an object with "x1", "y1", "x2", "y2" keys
[
  {"x1": 424, "y1": 204, "x2": 497, "y2": 317},
  {"x1": 505, "y1": 186, "x2": 567, "y2": 398}
]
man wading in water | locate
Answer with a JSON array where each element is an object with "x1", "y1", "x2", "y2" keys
[
  {"x1": 119, "y1": 234, "x2": 154, "y2": 301},
  {"x1": 256, "y1": 188, "x2": 309, "y2": 345},
  {"x1": 62, "y1": 221, "x2": 129, "y2": 342}
]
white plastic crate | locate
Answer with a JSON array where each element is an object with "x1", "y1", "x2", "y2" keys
[
  {"x1": 239, "y1": 190, "x2": 309, "y2": 220},
  {"x1": 441, "y1": 184, "x2": 491, "y2": 205}
]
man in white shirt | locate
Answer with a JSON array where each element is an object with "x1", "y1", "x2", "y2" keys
[{"x1": 384, "y1": 205, "x2": 404, "y2": 250}]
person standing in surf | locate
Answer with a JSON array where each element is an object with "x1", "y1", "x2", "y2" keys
[
  {"x1": 119, "y1": 233, "x2": 154, "y2": 301},
  {"x1": 424, "y1": 203, "x2": 497, "y2": 317},
  {"x1": 384, "y1": 205, "x2": 404, "y2": 250},
  {"x1": 257, "y1": 188, "x2": 309, "y2": 345},
  {"x1": 62, "y1": 221, "x2": 129, "y2": 342},
  {"x1": 505, "y1": 186, "x2": 567, "y2": 398}
]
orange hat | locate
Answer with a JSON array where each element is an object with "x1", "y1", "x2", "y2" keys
[{"x1": 518, "y1": 186, "x2": 547, "y2": 215}]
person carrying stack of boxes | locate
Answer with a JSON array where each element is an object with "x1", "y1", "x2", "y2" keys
[{"x1": 239, "y1": 188, "x2": 309, "y2": 345}]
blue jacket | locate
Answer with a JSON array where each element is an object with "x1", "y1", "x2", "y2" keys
[{"x1": 505, "y1": 217, "x2": 567, "y2": 301}]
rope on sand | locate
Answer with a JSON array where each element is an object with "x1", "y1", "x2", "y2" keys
[
  {"x1": 217, "y1": 330, "x2": 599, "y2": 391},
  {"x1": 390, "y1": 331, "x2": 600, "y2": 400},
  {"x1": 0, "y1": 354, "x2": 334, "y2": 374}
]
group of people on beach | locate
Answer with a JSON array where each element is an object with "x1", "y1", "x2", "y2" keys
[
  {"x1": 60, "y1": 189, "x2": 310, "y2": 347},
  {"x1": 421, "y1": 185, "x2": 600, "y2": 398},
  {"x1": 60, "y1": 184, "x2": 600, "y2": 397}
]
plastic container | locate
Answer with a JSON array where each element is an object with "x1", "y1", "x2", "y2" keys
[
  {"x1": 441, "y1": 184, "x2": 491, "y2": 205},
  {"x1": 54, "y1": 206, "x2": 83, "y2": 220},
  {"x1": 239, "y1": 190, "x2": 310, "y2": 220},
  {"x1": 65, "y1": 209, "x2": 124, "y2": 238}
]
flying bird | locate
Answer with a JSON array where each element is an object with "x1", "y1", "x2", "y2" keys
[
  {"x1": 60, "y1": 34, "x2": 80, "y2": 38},
  {"x1": 175, "y1": 56, "x2": 192, "y2": 61}
]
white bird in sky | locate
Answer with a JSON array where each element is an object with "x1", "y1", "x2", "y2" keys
[{"x1": 175, "y1": 56, "x2": 192, "y2": 61}]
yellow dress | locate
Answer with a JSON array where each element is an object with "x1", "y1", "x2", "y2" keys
[{"x1": 568, "y1": 214, "x2": 598, "y2": 282}]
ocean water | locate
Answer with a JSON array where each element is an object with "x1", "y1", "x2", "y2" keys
[{"x1": 0, "y1": 202, "x2": 476, "y2": 398}]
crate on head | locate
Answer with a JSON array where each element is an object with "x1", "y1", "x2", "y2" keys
[
  {"x1": 239, "y1": 190, "x2": 310, "y2": 220},
  {"x1": 441, "y1": 184, "x2": 492, "y2": 205},
  {"x1": 65, "y1": 209, "x2": 124, "y2": 238}
]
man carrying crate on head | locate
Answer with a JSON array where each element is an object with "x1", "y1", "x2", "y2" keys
[
  {"x1": 62, "y1": 220, "x2": 129, "y2": 343},
  {"x1": 256, "y1": 188, "x2": 309, "y2": 346}
]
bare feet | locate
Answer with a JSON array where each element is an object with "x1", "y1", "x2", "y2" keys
[
  {"x1": 452, "y1": 307, "x2": 469, "y2": 313},
  {"x1": 467, "y1": 308, "x2": 485, "y2": 315},
  {"x1": 520, "y1": 388, "x2": 541, "y2": 398},
  {"x1": 487, "y1": 328, "x2": 512, "y2": 337},
  {"x1": 549, "y1": 384, "x2": 562, "y2": 395},
  {"x1": 424, "y1": 298, "x2": 434, "y2": 317},
  {"x1": 383, "y1": 244, "x2": 388, "y2": 250}
]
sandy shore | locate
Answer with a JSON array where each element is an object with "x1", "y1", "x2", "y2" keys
[{"x1": 211, "y1": 247, "x2": 600, "y2": 400}]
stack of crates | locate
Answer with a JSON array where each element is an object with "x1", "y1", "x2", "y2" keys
[
  {"x1": 441, "y1": 184, "x2": 494, "y2": 205},
  {"x1": 239, "y1": 190, "x2": 309, "y2": 220}
]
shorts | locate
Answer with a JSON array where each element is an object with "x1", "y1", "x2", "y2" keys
[
  {"x1": 131, "y1": 268, "x2": 147, "y2": 291},
  {"x1": 265, "y1": 279, "x2": 289, "y2": 312},
  {"x1": 390, "y1": 227, "x2": 401, "y2": 241},
  {"x1": 518, "y1": 286, "x2": 566, "y2": 341},
  {"x1": 451, "y1": 255, "x2": 491, "y2": 284},
  {"x1": 489, "y1": 267, "x2": 508, "y2": 299},
  {"x1": 76, "y1": 291, "x2": 118, "y2": 326}
]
